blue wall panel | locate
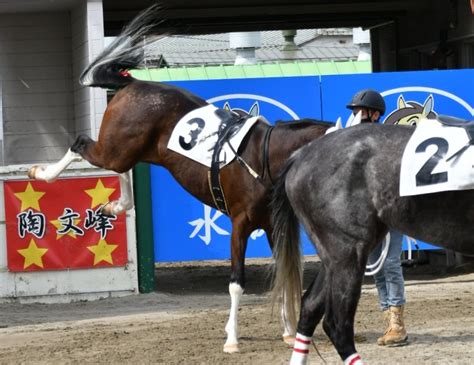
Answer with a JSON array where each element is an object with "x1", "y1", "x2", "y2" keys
[
  {"x1": 151, "y1": 70, "x2": 474, "y2": 262},
  {"x1": 152, "y1": 76, "x2": 321, "y2": 262}
]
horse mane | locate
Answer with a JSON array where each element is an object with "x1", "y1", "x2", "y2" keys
[
  {"x1": 275, "y1": 118, "x2": 334, "y2": 129},
  {"x1": 80, "y1": 4, "x2": 167, "y2": 89}
]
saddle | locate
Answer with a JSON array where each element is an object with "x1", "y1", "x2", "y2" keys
[
  {"x1": 208, "y1": 109, "x2": 272, "y2": 214},
  {"x1": 209, "y1": 109, "x2": 248, "y2": 214},
  {"x1": 437, "y1": 115, "x2": 474, "y2": 136},
  {"x1": 437, "y1": 115, "x2": 474, "y2": 161}
]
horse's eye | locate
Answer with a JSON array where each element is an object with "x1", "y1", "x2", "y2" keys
[{"x1": 410, "y1": 120, "x2": 417, "y2": 126}]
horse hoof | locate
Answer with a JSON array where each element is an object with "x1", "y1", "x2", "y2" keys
[
  {"x1": 223, "y1": 344, "x2": 239, "y2": 353},
  {"x1": 28, "y1": 166, "x2": 39, "y2": 180},
  {"x1": 283, "y1": 335, "x2": 295, "y2": 346},
  {"x1": 100, "y1": 203, "x2": 117, "y2": 217},
  {"x1": 28, "y1": 166, "x2": 55, "y2": 182}
]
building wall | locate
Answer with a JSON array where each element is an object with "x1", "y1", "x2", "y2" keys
[
  {"x1": 371, "y1": 23, "x2": 397, "y2": 72},
  {"x1": 0, "y1": 1, "x2": 138, "y2": 302},
  {"x1": 373, "y1": 0, "x2": 474, "y2": 72},
  {"x1": 0, "y1": 12, "x2": 75, "y2": 165},
  {"x1": 0, "y1": 0, "x2": 106, "y2": 166}
]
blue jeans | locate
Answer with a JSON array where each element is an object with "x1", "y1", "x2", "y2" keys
[{"x1": 368, "y1": 230, "x2": 406, "y2": 311}]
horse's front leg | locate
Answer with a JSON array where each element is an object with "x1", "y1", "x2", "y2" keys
[
  {"x1": 101, "y1": 171, "x2": 134, "y2": 215},
  {"x1": 29, "y1": 134, "x2": 98, "y2": 182},
  {"x1": 28, "y1": 149, "x2": 82, "y2": 182},
  {"x1": 223, "y1": 214, "x2": 251, "y2": 353},
  {"x1": 29, "y1": 135, "x2": 136, "y2": 215}
]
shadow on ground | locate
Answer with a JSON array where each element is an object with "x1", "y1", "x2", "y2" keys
[{"x1": 154, "y1": 256, "x2": 474, "y2": 295}]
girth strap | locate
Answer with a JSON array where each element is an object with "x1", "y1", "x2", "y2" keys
[{"x1": 208, "y1": 169, "x2": 229, "y2": 214}]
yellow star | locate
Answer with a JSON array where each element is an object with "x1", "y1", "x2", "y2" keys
[
  {"x1": 17, "y1": 239, "x2": 48, "y2": 269},
  {"x1": 87, "y1": 239, "x2": 118, "y2": 265},
  {"x1": 50, "y1": 218, "x2": 82, "y2": 239},
  {"x1": 14, "y1": 182, "x2": 46, "y2": 211},
  {"x1": 84, "y1": 179, "x2": 116, "y2": 208}
]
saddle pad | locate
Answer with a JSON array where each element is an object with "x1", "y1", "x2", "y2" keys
[
  {"x1": 400, "y1": 118, "x2": 474, "y2": 196},
  {"x1": 167, "y1": 104, "x2": 259, "y2": 168}
]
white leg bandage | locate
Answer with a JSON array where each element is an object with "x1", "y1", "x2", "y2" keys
[
  {"x1": 223, "y1": 283, "x2": 243, "y2": 353},
  {"x1": 101, "y1": 171, "x2": 134, "y2": 215},
  {"x1": 29, "y1": 149, "x2": 82, "y2": 182},
  {"x1": 344, "y1": 353, "x2": 364, "y2": 365},
  {"x1": 290, "y1": 333, "x2": 312, "y2": 365}
]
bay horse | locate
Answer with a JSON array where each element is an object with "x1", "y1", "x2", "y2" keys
[
  {"x1": 271, "y1": 122, "x2": 474, "y2": 364},
  {"x1": 27, "y1": 5, "x2": 332, "y2": 353}
]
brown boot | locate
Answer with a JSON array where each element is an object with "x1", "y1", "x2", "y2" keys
[
  {"x1": 376, "y1": 309, "x2": 390, "y2": 346},
  {"x1": 379, "y1": 306, "x2": 408, "y2": 346}
]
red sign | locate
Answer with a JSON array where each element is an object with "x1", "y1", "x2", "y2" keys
[{"x1": 4, "y1": 176, "x2": 128, "y2": 272}]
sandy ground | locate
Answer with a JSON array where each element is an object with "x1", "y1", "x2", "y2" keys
[{"x1": 0, "y1": 257, "x2": 473, "y2": 365}]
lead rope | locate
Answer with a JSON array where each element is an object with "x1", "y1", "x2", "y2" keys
[
  {"x1": 312, "y1": 339, "x2": 326, "y2": 364},
  {"x1": 365, "y1": 232, "x2": 391, "y2": 276},
  {"x1": 225, "y1": 139, "x2": 263, "y2": 182}
]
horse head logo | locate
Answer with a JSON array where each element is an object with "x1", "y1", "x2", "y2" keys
[
  {"x1": 383, "y1": 95, "x2": 437, "y2": 126},
  {"x1": 223, "y1": 101, "x2": 260, "y2": 117}
]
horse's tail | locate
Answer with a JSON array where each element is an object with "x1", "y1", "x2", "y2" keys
[
  {"x1": 270, "y1": 156, "x2": 302, "y2": 331},
  {"x1": 79, "y1": 4, "x2": 166, "y2": 89}
]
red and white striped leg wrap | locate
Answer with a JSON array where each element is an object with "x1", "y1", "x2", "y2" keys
[
  {"x1": 289, "y1": 333, "x2": 312, "y2": 365},
  {"x1": 344, "y1": 353, "x2": 364, "y2": 365}
]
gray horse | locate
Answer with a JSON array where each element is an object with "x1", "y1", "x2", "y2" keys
[{"x1": 271, "y1": 122, "x2": 474, "y2": 365}]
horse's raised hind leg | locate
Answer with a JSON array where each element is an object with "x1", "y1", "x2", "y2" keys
[
  {"x1": 290, "y1": 266, "x2": 327, "y2": 365},
  {"x1": 223, "y1": 213, "x2": 252, "y2": 353}
]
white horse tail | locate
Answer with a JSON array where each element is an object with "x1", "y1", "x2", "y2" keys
[{"x1": 270, "y1": 157, "x2": 303, "y2": 331}]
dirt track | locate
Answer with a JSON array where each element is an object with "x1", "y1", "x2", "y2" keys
[{"x1": 0, "y1": 257, "x2": 473, "y2": 364}]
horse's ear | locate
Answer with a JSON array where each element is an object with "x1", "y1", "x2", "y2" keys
[
  {"x1": 421, "y1": 95, "x2": 434, "y2": 118},
  {"x1": 325, "y1": 117, "x2": 343, "y2": 135},
  {"x1": 223, "y1": 102, "x2": 231, "y2": 111},
  {"x1": 398, "y1": 95, "x2": 407, "y2": 109},
  {"x1": 248, "y1": 102, "x2": 259, "y2": 117},
  {"x1": 349, "y1": 110, "x2": 362, "y2": 127}
]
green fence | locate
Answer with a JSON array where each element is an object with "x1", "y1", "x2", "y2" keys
[{"x1": 133, "y1": 60, "x2": 371, "y2": 81}]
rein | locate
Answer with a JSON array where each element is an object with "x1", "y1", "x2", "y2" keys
[{"x1": 261, "y1": 124, "x2": 275, "y2": 184}]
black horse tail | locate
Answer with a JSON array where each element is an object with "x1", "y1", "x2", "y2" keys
[
  {"x1": 270, "y1": 155, "x2": 302, "y2": 332},
  {"x1": 79, "y1": 4, "x2": 166, "y2": 89}
]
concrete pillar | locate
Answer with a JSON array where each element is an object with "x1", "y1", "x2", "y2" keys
[{"x1": 71, "y1": 0, "x2": 107, "y2": 140}]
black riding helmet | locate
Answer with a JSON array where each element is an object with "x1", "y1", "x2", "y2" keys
[{"x1": 346, "y1": 89, "x2": 386, "y2": 116}]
